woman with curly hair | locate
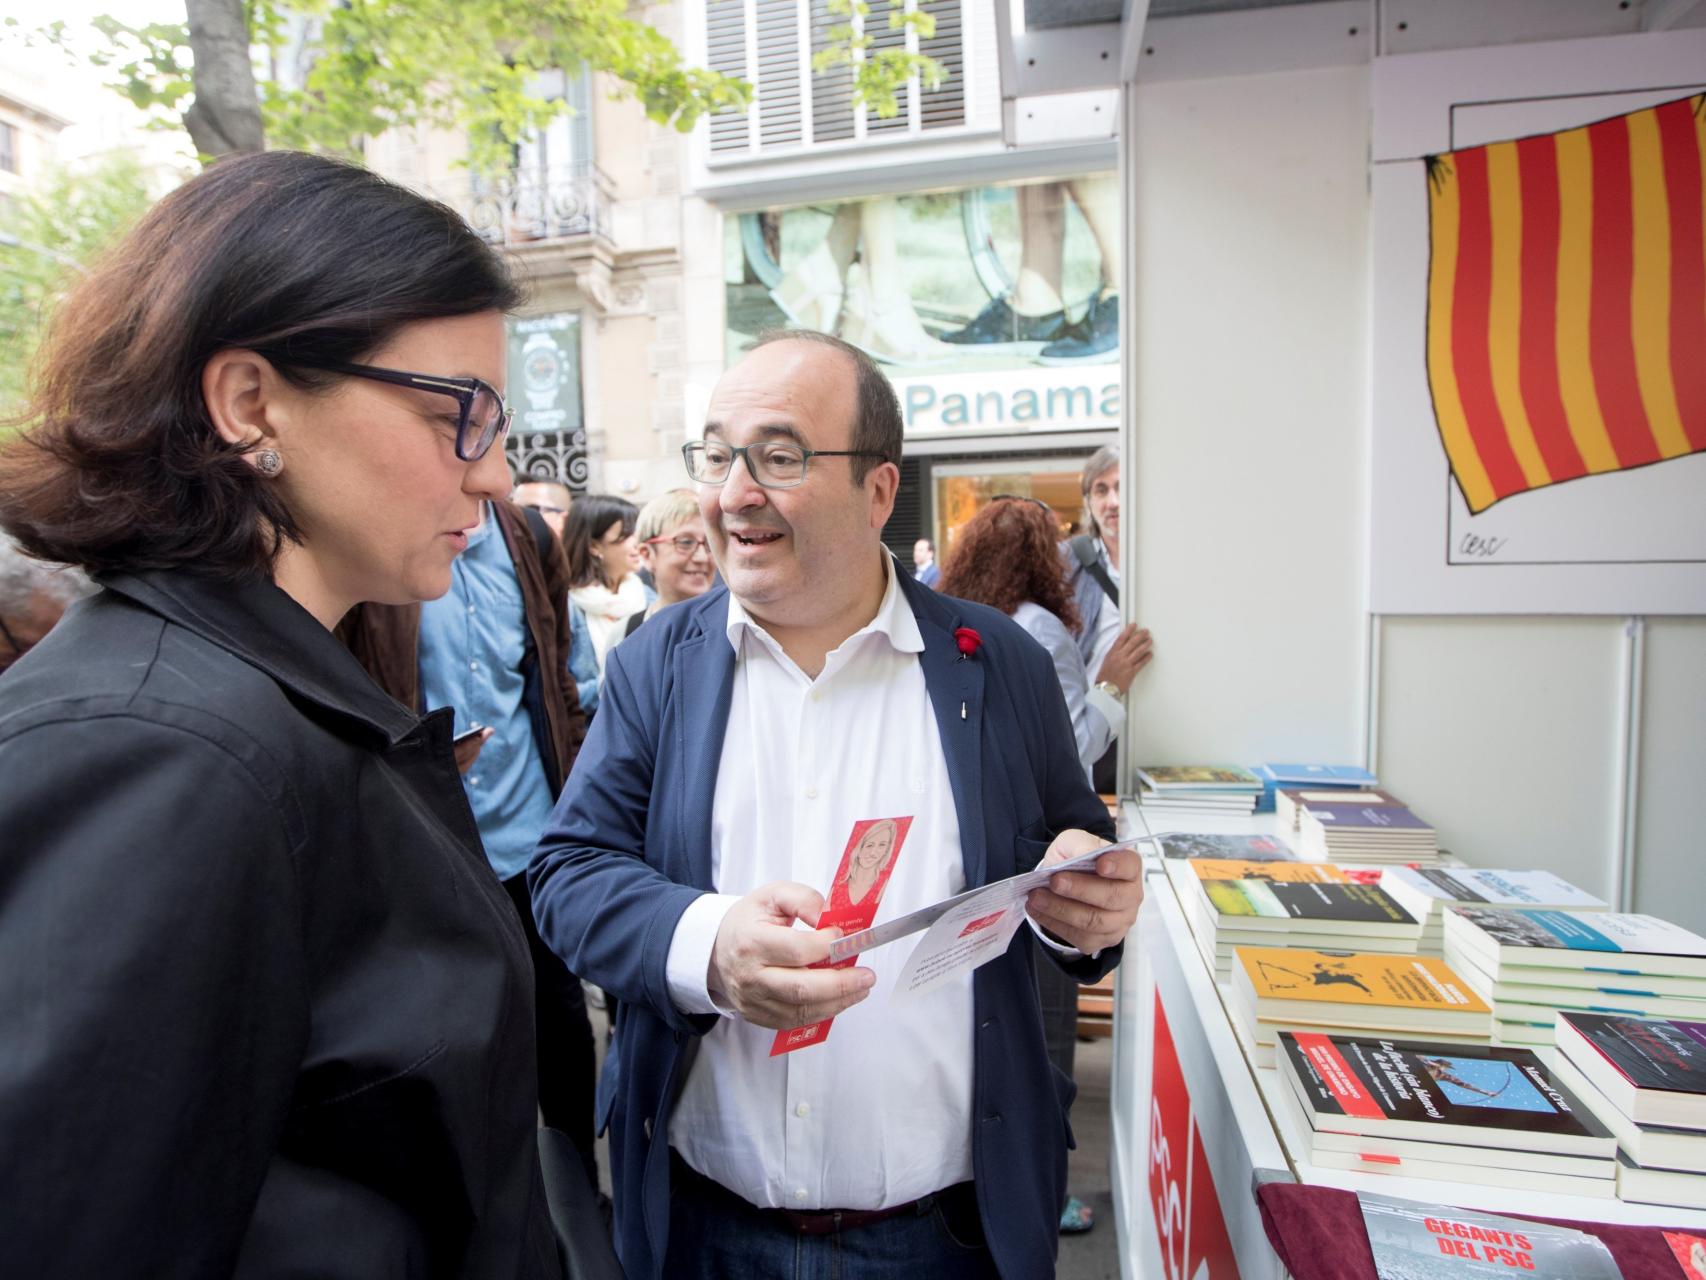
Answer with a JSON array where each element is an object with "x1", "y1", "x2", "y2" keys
[
  {"x1": 938, "y1": 496, "x2": 1134, "y2": 781},
  {"x1": 937, "y1": 493, "x2": 1138, "y2": 1239}
]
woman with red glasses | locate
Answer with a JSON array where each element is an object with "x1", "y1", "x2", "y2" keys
[{"x1": 623, "y1": 489, "x2": 714, "y2": 640}]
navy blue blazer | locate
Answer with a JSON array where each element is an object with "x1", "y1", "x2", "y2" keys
[{"x1": 529, "y1": 568, "x2": 1119, "y2": 1278}]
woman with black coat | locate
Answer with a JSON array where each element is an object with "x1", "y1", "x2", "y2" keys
[{"x1": 0, "y1": 152, "x2": 564, "y2": 1278}]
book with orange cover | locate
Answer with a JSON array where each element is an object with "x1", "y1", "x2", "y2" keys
[{"x1": 1232, "y1": 947, "x2": 1491, "y2": 1034}]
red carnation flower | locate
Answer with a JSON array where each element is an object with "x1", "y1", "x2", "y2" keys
[{"x1": 954, "y1": 626, "x2": 982, "y2": 658}]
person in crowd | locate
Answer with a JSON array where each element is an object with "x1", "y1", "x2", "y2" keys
[
  {"x1": 0, "y1": 532, "x2": 94, "y2": 676},
  {"x1": 623, "y1": 489, "x2": 714, "y2": 640},
  {"x1": 0, "y1": 151, "x2": 564, "y2": 1275},
  {"x1": 529, "y1": 329, "x2": 1144, "y2": 1280},
  {"x1": 911, "y1": 536, "x2": 939, "y2": 588},
  {"x1": 513, "y1": 477, "x2": 575, "y2": 538},
  {"x1": 561, "y1": 493, "x2": 646, "y2": 714},
  {"x1": 937, "y1": 493, "x2": 1148, "y2": 1237},
  {"x1": 337, "y1": 494, "x2": 597, "y2": 1194},
  {"x1": 1065, "y1": 444, "x2": 1154, "y2": 794}
]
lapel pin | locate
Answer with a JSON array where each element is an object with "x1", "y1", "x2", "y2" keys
[{"x1": 961, "y1": 701, "x2": 967, "y2": 720}]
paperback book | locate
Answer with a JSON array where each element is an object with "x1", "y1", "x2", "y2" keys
[
  {"x1": 1154, "y1": 831, "x2": 1295, "y2": 861},
  {"x1": 1233, "y1": 947, "x2": 1491, "y2": 1033},
  {"x1": 1134, "y1": 764, "x2": 1262, "y2": 791},
  {"x1": 1277, "y1": 786, "x2": 1405, "y2": 832},
  {"x1": 1443, "y1": 909, "x2": 1706, "y2": 982},
  {"x1": 1253, "y1": 762, "x2": 1377, "y2": 813},
  {"x1": 1549, "y1": 1052, "x2": 1706, "y2": 1173},
  {"x1": 1554, "y1": 1011, "x2": 1706, "y2": 1129},
  {"x1": 1278, "y1": 1031, "x2": 1616, "y2": 1157}
]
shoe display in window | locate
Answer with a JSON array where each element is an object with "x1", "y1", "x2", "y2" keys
[
  {"x1": 1038, "y1": 287, "x2": 1119, "y2": 366},
  {"x1": 940, "y1": 293, "x2": 1068, "y2": 355}
]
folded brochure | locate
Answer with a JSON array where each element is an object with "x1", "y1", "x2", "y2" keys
[{"x1": 826, "y1": 836, "x2": 1146, "y2": 998}]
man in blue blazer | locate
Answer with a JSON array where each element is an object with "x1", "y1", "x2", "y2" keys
[{"x1": 530, "y1": 331, "x2": 1143, "y2": 1279}]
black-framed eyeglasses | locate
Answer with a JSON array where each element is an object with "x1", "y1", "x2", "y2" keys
[
  {"x1": 644, "y1": 534, "x2": 712, "y2": 556},
  {"x1": 682, "y1": 440, "x2": 890, "y2": 490},
  {"x1": 280, "y1": 359, "x2": 513, "y2": 462}
]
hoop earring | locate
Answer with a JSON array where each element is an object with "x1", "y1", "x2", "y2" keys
[{"x1": 254, "y1": 449, "x2": 283, "y2": 477}]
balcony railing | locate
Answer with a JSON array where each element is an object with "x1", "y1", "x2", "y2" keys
[{"x1": 428, "y1": 161, "x2": 610, "y2": 249}]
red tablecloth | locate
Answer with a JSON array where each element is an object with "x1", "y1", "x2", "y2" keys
[{"x1": 1257, "y1": 1182, "x2": 1697, "y2": 1280}]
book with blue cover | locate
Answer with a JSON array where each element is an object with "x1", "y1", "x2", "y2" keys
[{"x1": 1253, "y1": 762, "x2": 1378, "y2": 812}]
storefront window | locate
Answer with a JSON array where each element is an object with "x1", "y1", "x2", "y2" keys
[{"x1": 932, "y1": 458, "x2": 1086, "y2": 559}]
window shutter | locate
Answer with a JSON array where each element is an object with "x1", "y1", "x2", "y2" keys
[
  {"x1": 706, "y1": 0, "x2": 750, "y2": 154},
  {"x1": 918, "y1": 0, "x2": 966, "y2": 130}
]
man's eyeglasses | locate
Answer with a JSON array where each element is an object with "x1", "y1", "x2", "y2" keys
[
  {"x1": 644, "y1": 534, "x2": 712, "y2": 556},
  {"x1": 682, "y1": 440, "x2": 890, "y2": 490},
  {"x1": 279, "y1": 359, "x2": 513, "y2": 462}
]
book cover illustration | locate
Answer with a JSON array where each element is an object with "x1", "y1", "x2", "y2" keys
[
  {"x1": 1136, "y1": 764, "x2": 1261, "y2": 789},
  {"x1": 1259, "y1": 763, "x2": 1379, "y2": 785},
  {"x1": 1156, "y1": 832, "x2": 1293, "y2": 860},
  {"x1": 1205, "y1": 880, "x2": 1416, "y2": 926},
  {"x1": 1308, "y1": 803, "x2": 1432, "y2": 831},
  {"x1": 1451, "y1": 909, "x2": 1706, "y2": 958},
  {"x1": 771, "y1": 816, "x2": 913, "y2": 1056},
  {"x1": 1283, "y1": 1032, "x2": 1612, "y2": 1142},
  {"x1": 1395, "y1": 867, "x2": 1603, "y2": 908},
  {"x1": 1562, "y1": 1013, "x2": 1706, "y2": 1094},
  {"x1": 1188, "y1": 860, "x2": 1346, "y2": 885},
  {"x1": 1239, "y1": 949, "x2": 1488, "y2": 1014},
  {"x1": 1358, "y1": 1191, "x2": 1623, "y2": 1279}
]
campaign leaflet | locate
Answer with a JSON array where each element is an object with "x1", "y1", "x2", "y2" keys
[
  {"x1": 770, "y1": 817, "x2": 913, "y2": 1056},
  {"x1": 1280, "y1": 1032, "x2": 1615, "y2": 1155},
  {"x1": 1357, "y1": 1191, "x2": 1623, "y2": 1279}
]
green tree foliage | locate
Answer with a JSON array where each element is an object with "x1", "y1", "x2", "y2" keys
[
  {"x1": 61, "y1": 0, "x2": 758, "y2": 169},
  {"x1": 0, "y1": 153, "x2": 157, "y2": 417},
  {"x1": 812, "y1": 0, "x2": 942, "y2": 117}
]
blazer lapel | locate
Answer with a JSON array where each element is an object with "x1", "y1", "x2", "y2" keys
[
  {"x1": 915, "y1": 605, "x2": 987, "y2": 891},
  {"x1": 673, "y1": 592, "x2": 738, "y2": 890}
]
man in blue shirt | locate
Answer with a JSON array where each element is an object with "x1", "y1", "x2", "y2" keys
[{"x1": 340, "y1": 499, "x2": 594, "y2": 1186}]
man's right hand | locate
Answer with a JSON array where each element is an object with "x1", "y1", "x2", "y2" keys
[
  {"x1": 708, "y1": 882, "x2": 876, "y2": 1030},
  {"x1": 1096, "y1": 624, "x2": 1154, "y2": 694}
]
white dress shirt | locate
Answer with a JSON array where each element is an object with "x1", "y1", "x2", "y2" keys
[{"x1": 662, "y1": 556, "x2": 975, "y2": 1211}]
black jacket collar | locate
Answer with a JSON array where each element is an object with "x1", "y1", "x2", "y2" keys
[{"x1": 102, "y1": 570, "x2": 419, "y2": 746}]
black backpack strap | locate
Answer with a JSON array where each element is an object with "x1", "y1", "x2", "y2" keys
[{"x1": 1069, "y1": 534, "x2": 1119, "y2": 607}]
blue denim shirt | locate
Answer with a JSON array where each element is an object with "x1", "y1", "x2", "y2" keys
[{"x1": 418, "y1": 507, "x2": 555, "y2": 881}]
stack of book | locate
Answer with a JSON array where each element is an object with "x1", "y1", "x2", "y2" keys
[
  {"x1": 1296, "y1": 800, "x2": 1439, "y2": 866},
  {"x1": 1551, "y1": 1011, "x2": 1706, "y2": 1210},
  {"x1": 1171, "y1": 861, "x2": 1422, "y2": 981},
  {"x1": 1135, "y1": 765, "x2": 1262, "y2": 816},
  {"x1": 1442, "y1": 907, "x2": 1706, "y2": 1048},
  {"x1": 1153, "y1": 832, "x2": 1294, "y2": 862},
  {"x1": 1228, "y1": 947, "x2": 1492, "y2": 1067},
  {"x1": 1275, "y1": 1031, "x2": 1618, "y2": 1196},
  {"x1": 1379, "y1": 867, "x2": 1607, "y2": 955},
  {"x1": 1276, "y1": 785, "x2": 1405, "y2": 834},
  {"x1": 1255, "y1": 762, "x2": 1378, "y2": 816}
]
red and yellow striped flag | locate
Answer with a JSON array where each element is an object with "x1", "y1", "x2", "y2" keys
[{"x1": 1427, "y1": 93, "x2": 1706, "y2": 513}]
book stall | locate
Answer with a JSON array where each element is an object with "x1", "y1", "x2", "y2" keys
[{"x1": 1110, "y1": 766, "x2": 1706, "y2": 1280}]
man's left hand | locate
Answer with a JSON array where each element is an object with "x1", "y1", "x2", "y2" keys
[{"x1": 1025, "y1": 828, "x2": 1143, "y2": 954}]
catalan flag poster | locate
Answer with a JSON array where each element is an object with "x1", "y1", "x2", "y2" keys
[{"x1": 1425, "y1": 93, "x2": 1706, "y2": 515}]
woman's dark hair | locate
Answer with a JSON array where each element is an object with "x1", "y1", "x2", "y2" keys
[
  {"x1": 563, "y1": 494, "x2": 639, "y2": 589},
  {"x1": 0, "y1": 150, "x2": 523, "y2": 581},
  {"x1": 938, "y1": 497, "x2": 1080, "y2": 633}
]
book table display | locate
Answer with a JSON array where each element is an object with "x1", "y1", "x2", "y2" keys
[{"x1": 1107, "y1": 804, "x2": 1706, "y2": 1280}]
